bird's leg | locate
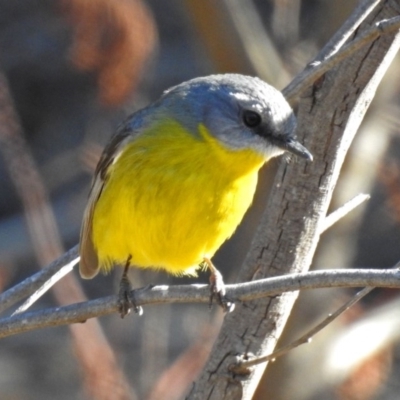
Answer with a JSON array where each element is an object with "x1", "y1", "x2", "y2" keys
[
  {"x1": 204, "y1": 257, "x2": 235, "y2": 313},
  {"x1": 118, "y1": 255, "x2": 143, "y2": 318}
]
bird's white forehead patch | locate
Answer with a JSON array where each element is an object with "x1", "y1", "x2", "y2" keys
[
  {"x1": 232, "y1": 92, "x2": 251, "y2": 102},
  {"x1": 231, "y1": 92, "x2": 265, "y2": 114}
]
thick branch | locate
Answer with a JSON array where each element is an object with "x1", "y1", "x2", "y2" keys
[{"x1": 188, "y1": 1, "x2": 400, "y2": 398}]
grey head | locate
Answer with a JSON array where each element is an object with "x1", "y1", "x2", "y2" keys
[{"x1": 153, "y1": 74, "x2": 312, "y2": 161}]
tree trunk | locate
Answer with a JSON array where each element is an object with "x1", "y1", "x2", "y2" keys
[{"x1": 187, "y1": 1, "x2": 400, "y2": 398}]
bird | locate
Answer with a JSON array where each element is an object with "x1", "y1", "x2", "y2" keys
[{"x1": 79, "y1": 74, "x2": 312, "y2": 316}]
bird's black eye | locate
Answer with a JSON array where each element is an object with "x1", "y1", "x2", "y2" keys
[{"x1": 243, "y1": 110, "x2": 262, "y2": 128}]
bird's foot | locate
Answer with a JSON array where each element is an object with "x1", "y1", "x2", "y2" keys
[
  {"x1": 205, "y1": 258, "x2": 235, "y2": 313},
  {"x1": 118, "y1": 257, "x2": 143, "y2": 318},
  {"x1": 118, "y1": 275, "x2": 143, "y2": 318}
]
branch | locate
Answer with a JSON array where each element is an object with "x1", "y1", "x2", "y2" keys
[
  {"x1": 0, "y1": 245, "x2": 79, "y2": 314},
  {"x1": 232, "y1": 285, "x2": 375, "y2": 374},
  {"x1": 1, "y1": 267, "x2": 400, "y2": 339},
  {"x1": 321, "y1": 193, "x2": 370, "y2": 233},
  {"x1": 12, "y1": 255, "x2": 79, "y2": 315},
  {"x1": 283, "y1": 15, "x2": 400, "y2": 103},
  {"x1": 316, "y1": 0, "x2": 382, "y2": 60},
  {"x1": 233, "y1": 260, "x2": 400, "y2": 371}
]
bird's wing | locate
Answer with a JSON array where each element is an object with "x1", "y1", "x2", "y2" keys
[{"x1": 79, "y1": 128, "x2": 131, "y2": 279}]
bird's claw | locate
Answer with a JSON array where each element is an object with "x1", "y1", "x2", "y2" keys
[
  {"x1": 118, "y1": 274, "x2": 143, "y2": 318},
  {"x1": 209, "y1": 268, "x2": 235, "y2": 313}
]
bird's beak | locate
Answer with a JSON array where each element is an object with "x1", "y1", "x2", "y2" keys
[{"x1": 282, "y1": 138, "x2": 313, "y2": 161}]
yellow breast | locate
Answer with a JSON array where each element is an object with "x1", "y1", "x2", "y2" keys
[{"x1": 92, "y1": 119, "x2": 265, "y2": 275}]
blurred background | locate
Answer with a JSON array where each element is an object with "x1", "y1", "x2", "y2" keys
[{"x1": 0, "y1": 0, "x2": 400, "y2": 399}]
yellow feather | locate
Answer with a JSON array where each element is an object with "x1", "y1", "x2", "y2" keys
[{"x1": 91, "y1": 119, "x2": 265, "y2": 275}]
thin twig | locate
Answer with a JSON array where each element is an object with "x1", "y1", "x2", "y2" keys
[
  {"x1": 321, "y1": 193, "x2": 370, "y2": 233},
  {"x1": 314, "y1": 0, "x2": 382, "y2": 60},
  {"x1": 283, "y1": 0, "x2": 382, "y2": 100},
  {"x1": 283, "y1": 15, "x2": 400, "y2": 103},
  {"x1": 12, "y1": 256, "x2": 79, "y2": 315},
  {"x1": 232, "y1": 262, "x2": 400, "y2": 373},
  {"x1": 1, "y1": 267, "x2": 400, "y2": 339},
  {"x1": 231, "y1": 287, "x2": 374, "y2": 374},
  {"x1": 0, "y1": 245, "x2": 79, "y2": 314}
]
